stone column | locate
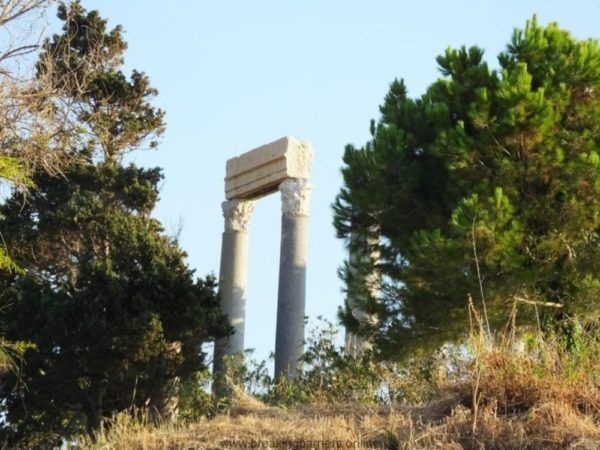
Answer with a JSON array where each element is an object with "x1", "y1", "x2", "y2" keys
[
  {"x1": 344, "y1": 229, "x2": 380, "y2": 356},
  {"x1": 274, "y1": 178, "x2": 312, "y2": 379},
  {"x1": 213, "y1": 199, "x2": 255, "y2": 377}
]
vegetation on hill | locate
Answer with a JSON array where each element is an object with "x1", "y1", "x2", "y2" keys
[{"x1": 81, "y1": 311, "x2": 599, "y2": 449}]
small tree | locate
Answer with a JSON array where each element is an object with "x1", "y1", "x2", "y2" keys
[
  {"x1": 0, "y1": 2, "x2": 229, "y2": 445},
  {"x1": 334, "y1": 17, "x2": 600, "y2": 358}
]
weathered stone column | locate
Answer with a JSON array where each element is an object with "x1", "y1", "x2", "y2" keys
[
  {"x1": 213, "y1": 199, "x2": 255, "y2": 377},
  {"x1": 274, "y1": 179, "x2": 312, "y2": 379},
  {"x1": 344, "y1": 229, "x2": 380, "y2": 356}
]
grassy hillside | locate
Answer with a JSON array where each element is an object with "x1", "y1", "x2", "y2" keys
[
  {"x1": 78, "y1": 318, "x2": 600, "y2": 450},
  {"x1": 79, "y1": 382, "x2": 599, "y2": 449}
]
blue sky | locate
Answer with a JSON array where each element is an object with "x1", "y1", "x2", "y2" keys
[{"x1": 64, "y1": 1, "x2": 598, "y2": 368}]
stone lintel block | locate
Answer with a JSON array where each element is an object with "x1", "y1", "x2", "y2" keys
[{"x1": 225, "y1": 136, "x2": 313, "y2": 200}]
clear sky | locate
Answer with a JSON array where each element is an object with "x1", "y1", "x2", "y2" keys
[{"x1": 62, "y1": 1, "x2": 599, "y2": 368}]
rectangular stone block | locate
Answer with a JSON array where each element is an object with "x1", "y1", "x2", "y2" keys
[{"x1": 225, "y1": 136, "x2": 313, "y2": 200}]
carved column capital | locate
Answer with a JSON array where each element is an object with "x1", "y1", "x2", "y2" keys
[
  {"x1": 279, "y1": 178, "x2": 313, "y2": 217},
  {"x1": 222, "y1": 199, "x2": 255, "y2": 232}
]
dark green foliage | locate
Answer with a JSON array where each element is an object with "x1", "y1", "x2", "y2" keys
[
  {"x1": 0, "y1": 2, "x2": 229, "y2": 446},
  {"x1": 0, "y1": 165, "x2": 228, "y2": 442},
  {"x1": 334, "y1": 17, "x2": 600, "y2": 359}
]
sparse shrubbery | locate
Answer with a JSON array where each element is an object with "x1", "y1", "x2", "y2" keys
[
  {"x1": 217, "y1": 318, "x2": 445, "y2": 408},
  {"x1": 476, "y1": 327, "x2": 599, "y2": 422}
]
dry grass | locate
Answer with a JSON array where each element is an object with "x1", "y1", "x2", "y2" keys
[
  {"x1": 79, "y1": 309, "x2": 600, "y2": 449},
  {"x1": 80, "y1": 377, "x2": 599, "y2": 450}
]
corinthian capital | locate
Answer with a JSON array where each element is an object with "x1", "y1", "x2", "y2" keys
[
  {"x1": 222, "y1": 199, "x2": 255, "y2": 232},
  {"x1": 279, "y1": 178, "x2": 313, "y2": 217}
]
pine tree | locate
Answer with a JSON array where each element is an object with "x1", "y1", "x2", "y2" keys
[
  {"x1": 0, "y1": 2, "x2": 229, "y2": 445},
  {"x1": 334, "y1": 17, "x2": 600, "y2": 358}
]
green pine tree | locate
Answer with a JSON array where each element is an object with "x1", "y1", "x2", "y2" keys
[{"x1": 334, "y1": 17, "x2": 600, "y2": 358}]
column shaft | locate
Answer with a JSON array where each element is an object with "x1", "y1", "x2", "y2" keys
[
  {"x1": 344, "y1": 228, "x2": 380, "y2": 356},
  {"x1": 275, "y1": 214, "x2": 308, "y2": 378},
  {"x1": 274, "y1": 179, "x2": 312, "y2": 379},
  {"x1": 213, "y1": 200, "x2": 254, "y2": 378}
]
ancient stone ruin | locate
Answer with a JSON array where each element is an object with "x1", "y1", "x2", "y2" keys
[{"x1": 213, "y1": 137, "x2": 313, "y2": 380}]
